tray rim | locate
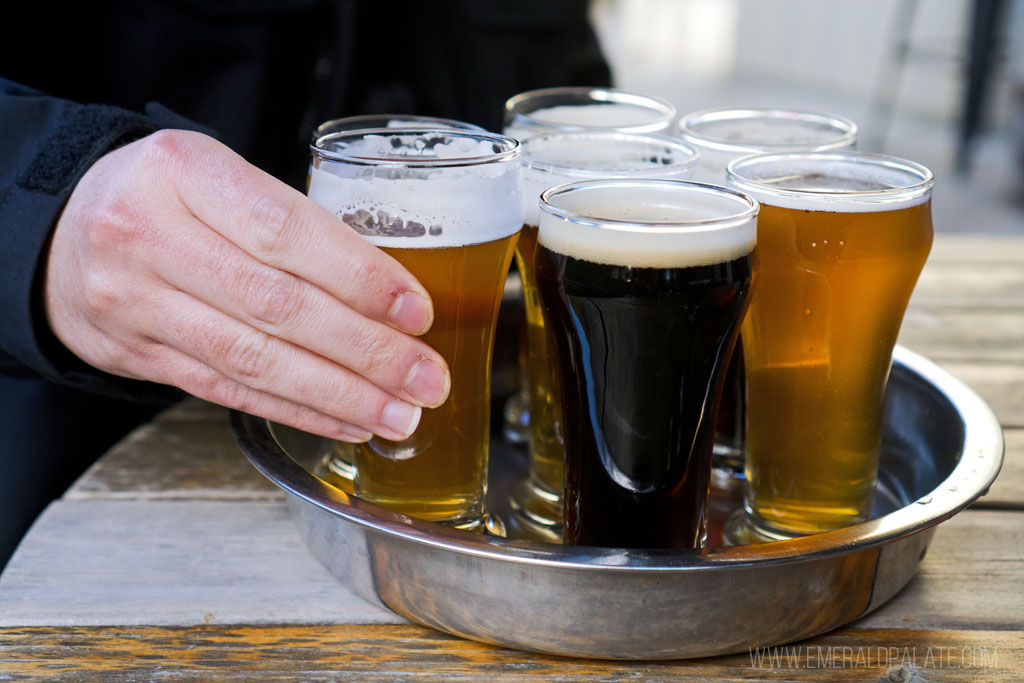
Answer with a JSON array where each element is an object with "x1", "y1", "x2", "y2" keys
[{"x1": 231, "y1": 345, "x2": 1004, "y2": 572}]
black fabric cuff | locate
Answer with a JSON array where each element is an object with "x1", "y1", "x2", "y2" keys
[{"x1": 0, "y1": 100, "x2": 207, "y2": 404}]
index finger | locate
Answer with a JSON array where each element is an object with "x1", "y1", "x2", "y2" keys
[{"x1": 165, "y1": 131, "x2": 434, "y2": 335}]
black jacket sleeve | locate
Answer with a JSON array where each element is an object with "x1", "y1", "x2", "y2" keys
[{"x1": 0, "y1": 78, "x2": 204, "y2": 403}]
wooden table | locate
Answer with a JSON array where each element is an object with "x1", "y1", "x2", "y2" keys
[{"x1": 2, "y1": 234, "x2": 1022, "y2": 681}]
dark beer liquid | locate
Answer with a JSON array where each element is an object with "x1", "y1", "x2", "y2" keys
[{"x1": 535, "y1": 244, "x2": 753, "y2": 548}]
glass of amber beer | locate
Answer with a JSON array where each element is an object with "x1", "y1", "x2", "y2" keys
[
  {"x1": 726, "y1": 151, "x2": 933, "y2": 539},
  {"x1": 308, "y1": 115, "x2": 484, "y2": 494},
  {"x1": 535, "y1": 179, "x2": 757, "y2": 549},
  {"x1": 307, "y1": 128, "x2": 523, "y2": 532},
  {"x1": 509, "y1": 132, "x2": 699, "y2": 541},
  {"x1": 677, "y1": 108, "x2": 858, "y2": 495}
]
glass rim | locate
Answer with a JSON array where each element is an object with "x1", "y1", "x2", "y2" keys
[
  {"x1": 726, "y1": 151, "x2": 934, "y2": 204},
  {"x1": 312, "y1": 114, "x2": 485, "y2": 140},
  {"x1": 521, "y1": 131, "x2": 700, "y2": 177},
  {"x1": 677, "y1": 107, "x2": 858, "y2": 153},
  {"x1": 504, "y1": 86, "x2": 677, "y2": 134},
  {"x1": 539, "y1": 178, "x2": 759, "y2": 233},
  {"x1": 311, "y1": 128, "x2": 521, "y2": 167}
]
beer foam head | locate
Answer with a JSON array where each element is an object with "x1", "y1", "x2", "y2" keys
[
  {"x1": 308, "y1": 129, "x2": 523, "y2": 248},
  {"x1": 504, "y1": 88, "x2": 676, "y2": 140},
  {"x1": 726, "y1": 151, "x2": 934, "y2": 212},
  {"x1": 678, "y1": 108, "x2": 858, "y2": 183},
  {"x1": 538, "y1": 180, "x2": 757, "y2": 268},
  {"x1": 521, "y1": 132, "x2": 699, "y2": 226}
]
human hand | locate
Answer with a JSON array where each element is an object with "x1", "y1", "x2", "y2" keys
[{"x1": 44, "y1": 130, "x2": 450, "y2": 442}]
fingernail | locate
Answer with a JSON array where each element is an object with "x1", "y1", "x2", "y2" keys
[
  {"x1": 404, "y1": 357, "x2": 450, "y2": 408},
  {"x1": 388, "y1": 291, "x2": 432, "y2": 335},
  {"x1": 336, "y1": 424, "x2": 372, "y2": 443},
  {"x1": 382, "y1": 399, "x2": 422, "y2": 439}
]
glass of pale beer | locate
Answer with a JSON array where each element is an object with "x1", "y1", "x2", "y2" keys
[
  {"x1": 308, "y1": 115, "x2": 484, "y2": 494},
  {"x1": 307, "y1": 128, "x2": 523, "y2": 533},
  {"x1": 313, "y1": 114, "x2": 483, "y2": 140},
  {"x1": 677, "y1": 108, "x2": 859, "y2": 496},
  {"x1": 678, "y1": 108, "x2": 858, "y2": 183},
  {"x1": 726, "y1": 151, "x2": 933, "y2": 540},
  {"x1": 509, "y1": 132, "x2": 699, "y2": 541},
  {"x1": 535, "y1": 179, "x2": 758, "y2": 549}
]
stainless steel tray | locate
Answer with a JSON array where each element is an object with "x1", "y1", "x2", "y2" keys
[{"x1": 231, "y1": 345, "x2": 1003, "y2": 660}]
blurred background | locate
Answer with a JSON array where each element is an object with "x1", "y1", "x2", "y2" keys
[{"x1": 589, "y1": 0, "x2": 1024, "y2": 234}]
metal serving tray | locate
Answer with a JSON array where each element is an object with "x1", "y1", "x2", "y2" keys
[{"x1": 231, "y1": 345, "x2": 1003, "y2": 660}]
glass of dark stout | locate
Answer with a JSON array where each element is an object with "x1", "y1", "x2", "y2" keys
[{"x1": 534, "y1": 179, "x2": 758, "y2": 549}]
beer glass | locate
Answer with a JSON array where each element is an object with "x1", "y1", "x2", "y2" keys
[
  {"x1": 308, "y1": 128, "x2": 523, "y2": 532},
  {"x1": 678, "y1": 108, "x2": 857, "y2": 183},
  {"x1": 726, "y1": 151, "x2": 933, "y2": 539},
  {"x1": 535, "y1": 179, "x2": 758, "y2": 549},
  {"x1": 313, "y1": 114, "x2": 483, "y2": 140},
  {"x1": 509, "y1": 132, "x2": 699, "y2": 541},
  {"x1": 677, "y1": 108, "x2": 858, "y2": 495},
  {"x1": 504, "y1": 87, "x2": 677, "y2": 141},
  {"x1": 308, "y1": 115, "x2": 483, "y2": 493}
]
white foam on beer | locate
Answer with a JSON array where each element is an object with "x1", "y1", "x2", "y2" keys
[
  {"x1": 521, "y1": 135, "x2": 697, "y2": 226},
  {"x1": 728, "y1": 158, "x2": 932, "y2": 213},
  {"x1": 308, "y1": 163, "x2": 522, "y2": 248},
  {"x1": 538, "y1": 184, "x2": 756, "y2": 268}
]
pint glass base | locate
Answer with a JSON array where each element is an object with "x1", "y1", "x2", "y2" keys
[
  {"x1": 710, "y1": 443, "x2": 745, "y2": 498},
  {"x1": 507, "y1": 478, "x2": 562, "y2": 542},
  {"x1": 452, "y1": 511, "x2": 507, "y2": 538},
  {"x1": 502, "y1": 390, "x2": 530, "y2": 444},
  {"x1": 722, "y1": 510, "x2": 799, "y2": 545},
  {"x1": 723, "y1": 506, "x2": 871, "y2": 545},
  {"x1": 316, "y1": 444, "x2": 356, "y2": 495}
]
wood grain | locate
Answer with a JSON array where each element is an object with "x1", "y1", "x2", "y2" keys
[
  {"x1": 923, "y1": 361, "x2": 1024, "y2": 428},
  {"x1": 66, "y1": 404, "x2": 280, "y2": 502},
  {"x1": 975, "y1": 428, "x2": 1024, "y2": 509},
  {"x1": 0, "y1": 501, "x2": 404, "y2": 628},
  {"x1": 911, "y1": 261, "x2": 1024, "y2": 310},
  {"x1": 0, "y1": 624, "x2": 1018, "y2": 681},
  {"x1": 854, "y1": 510, "x2": 1024, "y2": 630},
  {"x1": 899, "y1": 309, "x2": 1024, "y2": 362},
  {"x1": 2, "y1": 500, "x2": 1020, "y2": 632}
]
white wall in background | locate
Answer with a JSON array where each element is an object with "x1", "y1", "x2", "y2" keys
[{"x1": 592, "y1": 0, "x2": 1022, "y2": 130}]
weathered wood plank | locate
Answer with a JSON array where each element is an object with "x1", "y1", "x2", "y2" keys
[
  {"x1": 65, "y1": 411, "x2": 280, "y2": 501},
  {"x1": 898, "y1": 309, "x2": 1024, "y2": 362},
  {"x1": 2, "y1": 501, "x2": 1020, "y2": 633},
  {"x1": 0, "y1": 501, "x2": 405, "y2": 628},
  {"x1": 925, "y1": 360, "x2": 1024, "y2": 428},
  {"x1": 855, "y1": 510, "x2": 1024, "y2": 630},
  {"x1": 975, "y1": 428, "x2": 1024, "y2": 509},
  {"x1": 911, "y1": 261, "x2": 1024, "y2": 310},
  {"x1": 0, "y1": 624, "x2": 1017, "y2": 681}
]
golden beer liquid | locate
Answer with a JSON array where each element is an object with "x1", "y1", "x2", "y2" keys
[
  {"x1": 353, "y1": 233, "x2": 518, "y2": 526},
  {"x1": 513, "y1": 223, "x2": 564, "y2": 526},
  {"x1": 743, "y1": 200, "x2": 932, "y2": 534}
]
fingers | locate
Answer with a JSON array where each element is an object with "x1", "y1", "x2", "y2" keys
[
  {"x1": 143, "y1": 289, "x2": 426, "y2": 441},
  {"x1": 156, "y1": 131, "x2": 433, "y2": 335},
  {"x1": 136, "y1": 343, "x2": 375, "y2": 443},
  {"x1": 149, "y1": 212, "x2": 450, "y2": 409}
]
